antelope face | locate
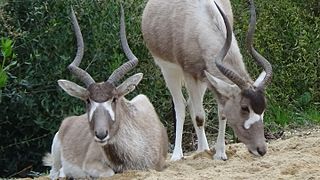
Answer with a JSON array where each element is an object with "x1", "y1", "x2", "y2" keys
[
  {"x1": 86, "y1": 74, "x2": 143, "y2": 145},
  {"x1": 58, "y1": 73, "x2": 143, "y2": 146},
  {"x1": 57, "y1": 80, "x2": 117, "y2": 145},
  {"x1": 224, "y1": 88, "x2": 267, "y2": 156},
  {"x1": 206, "y1": 71, "x2": 268, "y2": 157},
  {"x1": 86, "y1": 82, "x2": 117, "y2": 145}
]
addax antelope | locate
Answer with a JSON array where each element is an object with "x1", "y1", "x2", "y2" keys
[
  {"x1": 142, "y1": 0, "x2": 272, "y2": 160},
  {"x1": 43, "y1": 6, "x2": 168, "y2": 179}
]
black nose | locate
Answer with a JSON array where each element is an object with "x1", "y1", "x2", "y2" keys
[
  {"x1": 95, "y1": 131, "x2": 108, "y2": 140},
  {"x1": 257, "y1": 147, "x2": 266, "y2": 156}
]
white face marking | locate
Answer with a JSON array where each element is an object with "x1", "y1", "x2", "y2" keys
[
  {"x1": 250, "y1": 149, "x2": 260, "y2": 156},
  {"x1": 89, "y1": 100, "x2": 115, "y2": 121},
  {"x1": 244, "y1": 108, "x2": 264, "y2": 129},
  {"x1": 94, "y1": 135, "x2": 110, "y2": 146}
]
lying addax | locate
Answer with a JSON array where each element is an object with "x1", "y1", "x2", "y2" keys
[
  {"x1": 142, "y1": 0, "x2": 272, "y2": 160},
  {"x1": 43, "y1": 6, "x2": 168, "y2": 179}
]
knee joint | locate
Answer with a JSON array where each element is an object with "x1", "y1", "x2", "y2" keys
[{"x1": 196, "y1": 116, "x2": 204, "y2": 127}]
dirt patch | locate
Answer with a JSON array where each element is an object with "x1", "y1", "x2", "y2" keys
[
  {"x1": 106, "y1": 128, "x2": 320, "y2": 180},
  {"x1": 22, "y1": 128, "x2": 320, "y2": 180}
]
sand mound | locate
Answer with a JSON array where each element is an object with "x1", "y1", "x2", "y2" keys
[
  {"x1": 106, "y1": 129, "x2": 320, "y2": 180},
  {"x1": 24, "y1": 129, "x2": 320, "y2": 180}
]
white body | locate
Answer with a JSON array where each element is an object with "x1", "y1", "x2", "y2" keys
[
  {"x1": 44, "y1": 94, "x2": 168, "y2": 179},
  {"x1": 44, "y1": 6, "x2": 169, "y2": 179},
  {"x1": 142, "y1": 0, "x2": 268, "y2": 161}
]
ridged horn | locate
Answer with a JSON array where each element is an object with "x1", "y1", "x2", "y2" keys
[
  {"x1": 107, "y1": 5, "x2": 138, "y2": 84},
  {"x1": 246, "y1": 0, "x2": 272, "y2": 90},
  {"x1": 68, "y1": 7, "x2": 95, "y2": 87},
  {"x1": 213, "y1": 2, "x2": 249, "y2": 90}
]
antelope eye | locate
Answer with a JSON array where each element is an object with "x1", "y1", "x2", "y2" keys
[
  {"x1": 112, "y1": 97, "x2": 117, "y2": 103},
  {"x1": 86, "y1": 99, "x2": 90, "y2": 104},
  {"x1": 241, "y1": 106, "x2": 250, "y2": 113}
]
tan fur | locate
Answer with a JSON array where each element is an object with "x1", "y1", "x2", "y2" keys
[
  {"x1": 103, "y1": 95, "x2": 168, "y2": 172},
  {"x1": 142, "y1": 0, "x2": 267, "y2": 160},
  {"x1": 47, "y1": 94, "x2": 168, "y2": 179},
  {"x1": 45, "y1": 5, "x2": 169, "y2": 178},
  {"x1": 142, "y1": 0, "x2": 251, "y2": 82}
]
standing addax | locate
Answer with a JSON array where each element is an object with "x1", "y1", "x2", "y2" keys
[
  {"x1": 43, "y1": 6, "x2": 168, "y2": 179},
  {"x1": 142, "y1": 0, "x2": 272, "y2": 160}
]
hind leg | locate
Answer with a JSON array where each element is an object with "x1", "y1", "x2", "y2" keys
[
  {"x1": 155, "y1": 58, "x2": 186, "y2": 161},
  {"x1": 49, "y1": 132, "x2": 62, "y2": 179}
]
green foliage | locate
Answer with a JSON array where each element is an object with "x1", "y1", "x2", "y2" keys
[
  {"x1": 0, "y1": 69, "x2": 7, "y2": 88},
  {"x1": 0, "y1": 0, "x2": 319, "y2": 177},
  {"x1": 302, "y1": 108, "x2": 320, "y2": 123},
  {"x1": 0, "y1": 38, "x2": 16, "y2": 89},
  {"x1": 232, "y1": 0, "x2": 320, "y2": 125},
  {"x1": 1, "y1": 38, "x2": 14, "y2": 59}
]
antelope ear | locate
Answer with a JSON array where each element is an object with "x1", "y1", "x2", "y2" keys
[
  {"x1": 116, "y1": 73, "x2": 143, "y2": 97},
  {"x1": 253, "y1": 71, "x2": 266, "y2": 87},
  {"x1": 204, "y1": 71, "x2": 239, "y2": 97},
  {"x1": 58, "y1": 79, "x2": 89, "y2": 101}
]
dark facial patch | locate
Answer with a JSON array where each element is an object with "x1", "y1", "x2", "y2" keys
[
  {"x1": 88, "y1": 82, "x2": 116, "y2": 102},
  {"x1": 242, "y1": 88, "x2": 266, "y2": 114}
]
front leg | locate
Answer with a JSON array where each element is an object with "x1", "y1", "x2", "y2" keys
[
  {"x1": 214, "y1": 102, "x2": 227, "y2": 160},
  {"x1": 59, "y1": 168, "x2": 66, "y2": 178},
  {"x1": 83, "y1": 160, "x2": 115, "y2": 178},
  {"x1": 83, "y1": 145, "x2": 115, "y2": 178}
]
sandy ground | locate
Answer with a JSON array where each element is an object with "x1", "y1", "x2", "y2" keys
[
  {"x1": 24, "y1": 128, "x2": 320, "y2": 180},
  {"x1": 107, "y1": 128, "x2": 320, "y2": 180}
]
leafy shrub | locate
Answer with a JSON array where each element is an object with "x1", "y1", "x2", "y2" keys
[
  {"x1": 232, "y1": 0, "x2": 320, "y2": 124},
  {"x1": 0, "y1": 38, "x2": 16, "y2": 89},
  {"x1": 0, "y1": 0, "x2": 319, "y2": 177}
]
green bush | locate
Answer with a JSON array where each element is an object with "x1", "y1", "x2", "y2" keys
[
  {"x1": 0, "y1": 38, "x2": 16, "y2": 90},
  {"x1": 232, "y1": 0, "x2": 320, "y2": 126},
  {"x1": 0, "y1": 0, "x2": 319, "y2": 177}
]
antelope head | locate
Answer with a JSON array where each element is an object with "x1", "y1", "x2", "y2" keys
[
  {"x1": 205, "y1": 1, "x2": 272, "y2": 156},
  {"x1": 58, "y1": 6, "x2": 142, "y2": 146}
]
